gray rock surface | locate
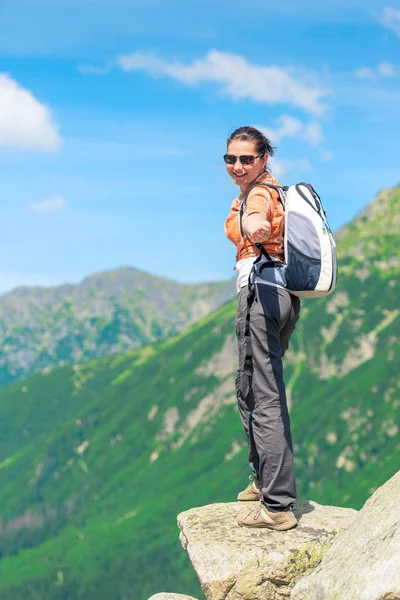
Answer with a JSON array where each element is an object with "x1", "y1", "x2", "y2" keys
[
  {"x1": 147, "y1": 594, "x2": 199, "y2": 600},
  {"x1": 291, "y1": 470, "x2": 400, "y2": 600},
  {"x1": 178, "y1": 500, "x2": 356, "y2": 600}
]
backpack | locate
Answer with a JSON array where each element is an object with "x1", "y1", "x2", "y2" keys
[{"x1": 239, "y1": 182, "x2": 337, "y2": 298}]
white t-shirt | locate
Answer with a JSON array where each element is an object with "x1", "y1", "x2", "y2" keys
[{"x1": 235, "y1": 257, "x2": 256, "y2": 293}]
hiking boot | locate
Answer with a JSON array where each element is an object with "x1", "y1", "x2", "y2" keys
[
  {"x1": 237, "y1": 502, "x2": 298, "y2": 531},
  {"x1": 237, "y1": 476, "x2": 262, "y2": 501}
]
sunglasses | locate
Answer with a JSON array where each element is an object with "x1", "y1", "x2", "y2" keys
[{"x1": 223, "y1": 153, "x2": 264, "y2": 165}]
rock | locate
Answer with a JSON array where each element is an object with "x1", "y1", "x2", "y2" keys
[
  {"x1": 177, "y1": 500, "x2": 356, "y2": 600},
  {"x1": 291, "y1": 470, "x2": 400, "y2": 600},
  {"x1": 147, "y1": 594, "x2": 199, "y2": 600}
]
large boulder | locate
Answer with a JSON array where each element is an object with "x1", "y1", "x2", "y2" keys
[
  {"x1": 178, "y1": 500, "x2": 356, "y2": 600},
  {"x1": 291, "y1": 470, "x2": 400, "y2": 600},
  {"x1": 147, "y1": 595, "x2": 199, "y2": 600}
]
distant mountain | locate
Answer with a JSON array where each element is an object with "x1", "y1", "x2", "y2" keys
[
  {"x1": 0, "y1": 266, "x2": 236, "y2": 387},
  {"x1": 0, "y1": 186, "x2": 399, "y2": 600}
]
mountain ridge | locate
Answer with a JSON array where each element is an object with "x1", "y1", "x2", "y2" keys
[
  {"x1": 1, "y1": 264, "x2": 231, "y2": 299},
  {"x1": 0, "y1": 265, "x2": 236, "y2": 387}
]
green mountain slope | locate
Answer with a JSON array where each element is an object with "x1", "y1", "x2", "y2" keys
[
  {"x1": 0, "y1": 266, "x2": 235, "y2": 387},
  {"x1": 0, "y1": 186, "x2": 399, "y2": 599}
]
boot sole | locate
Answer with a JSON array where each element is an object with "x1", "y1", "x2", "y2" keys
[
  {"x1": 237, "y1": 516, "x2": 298, "y2": 531},
  {"x1": 237, "y1": 495, "x2": 263, "y2": 501}
]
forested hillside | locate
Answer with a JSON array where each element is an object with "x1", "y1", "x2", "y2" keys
[{"x1": 0, "y1": 267, "x2": 235, "y2": 387}]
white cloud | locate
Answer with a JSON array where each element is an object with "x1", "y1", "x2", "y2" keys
[
  {"x1": 378, "y1": 62, "x2": 397, "y2": 77},
  {"x1": 30, "y1": 196, "x2": 67, "y2": 213},
  {"x1": 261, "y1": 115, "x2": 303, "y2": 142},
  {"x1": 260, "y1": 115, "x2": 330, "y2": 162},
  {"x1": 303, "y1": 121, "x2": 324, "y2": 146},
  {"x1": 0, "y1": 73, "x2": 61, "y2": 150},
  {"x1": 269, "y1": 158, "x2": 312, "y2": 179},
  {"x1": 353, "y1": 62, "x2": 399, "y2": 79},
  {"x1": 260, "y1": 114, "x2": 324, "y2": 147},
  {"x1": 320, "y1": 148, "x2": 333, "y2": 162},
  {"x1": 381, "y1": 7, "x2": 400, "y2": 38},
  {"x1": 116, "y1": 50, "x2": 328, "y2": 116},
  {"x1": 353, "y1": 67, "x2": 374, "y2": 79}
]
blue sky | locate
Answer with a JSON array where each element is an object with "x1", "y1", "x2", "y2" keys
[{"x1": 1, "y1": 0, "x2": 399, "y2": 292}]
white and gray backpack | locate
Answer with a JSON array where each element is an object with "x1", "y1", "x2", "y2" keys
[{"x1": 240, "y1": 182, "x2": 337, "y2": 298}]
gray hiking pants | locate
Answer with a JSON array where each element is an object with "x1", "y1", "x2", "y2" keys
[{"x1": 235, "y1": 283, "x2": 301, "y2": 511}]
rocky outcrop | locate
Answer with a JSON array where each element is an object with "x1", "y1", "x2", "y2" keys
[
  {"x1": 147, "y1": 594, "x2": 199, "y2": 600},
  {"x1": 177, "y1": 500, "x2": 356, "y2": 600},
  {"x1": 291, "y1": 470, "x2": 400, "y2": 600}
]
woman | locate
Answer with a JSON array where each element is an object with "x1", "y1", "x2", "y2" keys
[{"x1": 224, "y1": 126, "x2": 300, "y2": 531}]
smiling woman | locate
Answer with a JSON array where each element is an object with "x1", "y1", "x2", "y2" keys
[
  {"x1": 224, "y1": 126, "x2": 284, "y2": 283},
  {"x1": 224, "y1": 125, "x2": 301, "y2": 532},
  {"x1": 223, "y1": 135, "x2": 273, "y2": 193}
]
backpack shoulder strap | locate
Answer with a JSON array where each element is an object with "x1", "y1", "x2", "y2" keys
[{"x1": 239, "y1": 182, "x2": 287, "y2": 233}]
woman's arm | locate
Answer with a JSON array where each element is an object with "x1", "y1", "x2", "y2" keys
[
  {"x1": 242, "y1": 186, "x2": 272, "y2": 244},
  {"x1": 242, "y1": 213, "x2": 271, "y2": 244}
]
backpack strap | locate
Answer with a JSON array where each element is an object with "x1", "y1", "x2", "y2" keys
[{"x1": 239, "y1": 182, "x2": 288, "y2": 263}]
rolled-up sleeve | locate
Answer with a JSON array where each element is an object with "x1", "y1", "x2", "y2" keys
[{"x1": 243, "y1": 188, "x2": 272, "y2": 222}]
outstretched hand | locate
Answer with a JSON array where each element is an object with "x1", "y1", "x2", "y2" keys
[{"x1": 243, "y1": 216, "x2": 271, "y2": 244}]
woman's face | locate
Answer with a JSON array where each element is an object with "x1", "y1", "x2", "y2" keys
[{"x1": 225, "y1": 139, "x2": 268, "y2": 192}]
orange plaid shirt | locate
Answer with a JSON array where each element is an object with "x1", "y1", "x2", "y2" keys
[{"x1": 224, "y1": 172, "x2": 285, "y2": 265}]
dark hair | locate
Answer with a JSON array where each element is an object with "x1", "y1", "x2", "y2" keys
[{"x1": 227, "y1": 126, "x2": 275, "y2": 171}]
